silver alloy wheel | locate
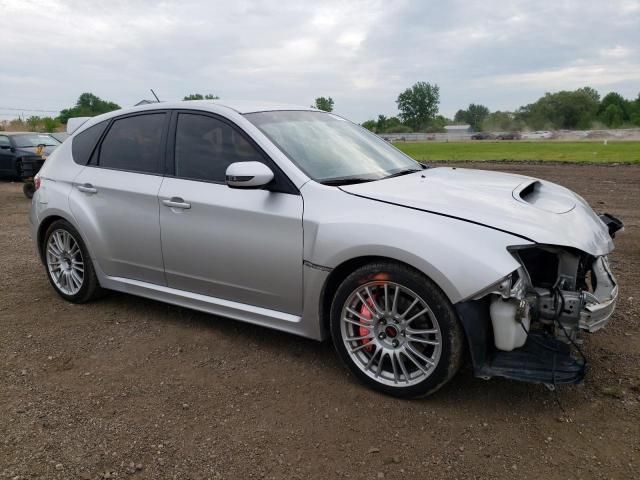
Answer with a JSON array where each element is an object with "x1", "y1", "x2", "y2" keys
[
  {"x1": 340, "y1": 281, "x2": 442, "y2": 387},
  {"x1": 46, "y1": 229, "x2": 85, "y2": 296}
]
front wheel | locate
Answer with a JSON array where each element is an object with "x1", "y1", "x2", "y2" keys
[{"x1": 330, "y1": 262, "x2": 464, "y2": 398}]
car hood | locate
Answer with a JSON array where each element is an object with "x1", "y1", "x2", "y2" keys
[{"x1": 340, "y1": 167, "x2": 613, "y2": 256}]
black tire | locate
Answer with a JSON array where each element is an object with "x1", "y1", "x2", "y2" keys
[
  {"x1": 330, "y1": 261, "x2": 464, "y2": 398},
  {"x1": 23, "y1": 182, "x2": 35, "y2": 199},
  {"x1": 42, "y1": 219, "x2": 103, "y2": 303}
]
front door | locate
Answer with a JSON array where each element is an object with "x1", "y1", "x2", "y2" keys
[{"x1": 158, "y1": 112, "x2": 303, "y2": 314}]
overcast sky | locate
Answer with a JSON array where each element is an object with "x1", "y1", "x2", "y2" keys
[{"x1": 1, "y1": 0, "x2": 639, "y2": 122}]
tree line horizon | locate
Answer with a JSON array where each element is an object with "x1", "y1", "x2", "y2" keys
[{"x1": 2, "y1": 87, "x2": 640, "y2": 134}]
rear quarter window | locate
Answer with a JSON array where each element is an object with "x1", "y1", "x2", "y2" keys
[{"x1": 72, "y1": 121, "x2": 109, "y2": 165}]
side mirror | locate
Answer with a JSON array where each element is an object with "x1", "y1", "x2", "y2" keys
[{"x1": 225, "y1": 161, "x2": 274, "y2": 189}]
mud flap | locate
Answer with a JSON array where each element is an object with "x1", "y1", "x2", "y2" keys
[{"x1": 455, "y1": 300, "x2": 585, "y2": 385}]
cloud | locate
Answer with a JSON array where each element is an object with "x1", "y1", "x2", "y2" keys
[
  {"x1": 0, "y1": 0, "x2": 639, "y2": 121},
  {"x1": 486, "y1": 63, "x2": 640, "y2": 90}
]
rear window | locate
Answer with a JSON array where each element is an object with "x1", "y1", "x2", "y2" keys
[
  {"x1": 98, "y1": 113, "x2": 166, "y2": 174},
  {"x1": 72, "y1": 121, "x2": 109, "y2": 165}
]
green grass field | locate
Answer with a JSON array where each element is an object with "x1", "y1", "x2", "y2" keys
[{"x1": 393, "y1": 141, "x2": 640, "y2": 164}]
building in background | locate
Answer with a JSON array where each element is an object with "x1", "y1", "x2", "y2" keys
[{"x1": 444, "y1": 124, "x2": 472, "y2": 139}]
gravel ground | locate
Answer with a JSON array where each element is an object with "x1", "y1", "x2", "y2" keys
[{"x1": 1, "y1": 163, "x2": 639, "y2": 480}]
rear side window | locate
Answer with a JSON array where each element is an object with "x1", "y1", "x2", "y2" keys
[
  {"x1": 174, "y1": 113, "x2": 264, "y2": 183},
  {"x1": 72, "y1": 121, "x2": 109, "y2": 165},
  {"x1": 99, "y1": 113, "x2": 166, "y2": 174}
]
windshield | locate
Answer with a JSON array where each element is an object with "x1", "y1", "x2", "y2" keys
[
  {"x1": 13, "y1": 133, "x2": 60, "y2": 148},
  {"x1": 244, "y1": 111, "x2": 421, "y2": 183}
]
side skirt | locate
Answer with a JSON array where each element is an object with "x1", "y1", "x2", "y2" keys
[{"x1": 96, "y1": 273, "x2": 316, "y2": 339}]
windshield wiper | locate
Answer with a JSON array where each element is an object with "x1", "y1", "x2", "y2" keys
[
  {"x1": 320, "y1": 177, "x2": 376, "y2": 186},
  {"x1": 381, "y1": 168, "x2": 423, "y2": 180}
]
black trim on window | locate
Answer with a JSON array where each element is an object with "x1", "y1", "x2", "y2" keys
[
  {"x1": 166, "y1": 109, "x2": 299, "y2": 195},
  {"x1": 165, "y1": 111, "x2": 178, "y2": 176}
]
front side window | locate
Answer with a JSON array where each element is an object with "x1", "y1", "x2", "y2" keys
[
  {"x1": 245, "y1": 111, "x2": 421, "y2": 184},
  {"x1": 174, "y1": 113, "x2": 265, "y2": 183},
  {"x1": 99, "y1": 113, "x2": 166, "y2": 174},
  {"x1": 0, "y1": 136, "x2": 10, "y2": 148}
]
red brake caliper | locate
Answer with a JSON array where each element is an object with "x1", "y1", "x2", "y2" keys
[
  {"x1": 359, "y1": 298, "x2": 375, "y2": 352},
  {"x1": 356, "y1": 275, "x2": 391, "y2": 352}
]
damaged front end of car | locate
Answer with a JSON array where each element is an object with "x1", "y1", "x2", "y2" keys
[{"x1": 456, "y1": 214, "x2": 622, "y2": 387}]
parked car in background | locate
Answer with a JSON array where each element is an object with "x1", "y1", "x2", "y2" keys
[
  {"x1": 30, "y1": 101, "x2": 622, "y2": 398},
  {"x1": 496, "y1": 132, "x2": 522, "y2": 140},
  {"x1": 471, "y1": 132, "x2": 495, "y2": 140},
  {"x1": 522, "y1": 130, "x2": 554, "y2": 140},
  {"x1": 0, "y1": 132, "x2": 60, "y2": 179}
]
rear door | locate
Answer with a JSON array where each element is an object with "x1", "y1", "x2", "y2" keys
[
  {"x1": 69, "y1": 112, "x2": 169, "y2": 285},
  {"x1": 158, "y1": 111, "x2": 304, "y2": 314}
]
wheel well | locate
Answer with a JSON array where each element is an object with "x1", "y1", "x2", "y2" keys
[
  {"x1": 36, "y1": 215, "x2": 64, "y2": 263},
  {"x1": 319, "y1": 256, "x2": 427, "y2": 336}
]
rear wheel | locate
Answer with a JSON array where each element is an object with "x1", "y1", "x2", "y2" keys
[
  {"x1": 43, "y1": 220, "x2": 103, "y2": 303},
  {"x1": 330, "y1": 262, "x2": 464, "y2": 398}
]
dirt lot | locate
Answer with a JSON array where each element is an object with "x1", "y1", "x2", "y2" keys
[{"x1": 1, "y1": 163, "x2": 639, "y2": 480}]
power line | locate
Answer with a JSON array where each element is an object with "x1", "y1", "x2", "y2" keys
[{"x1": 0, "y1": 107, "x2": 60, "y2": 113}]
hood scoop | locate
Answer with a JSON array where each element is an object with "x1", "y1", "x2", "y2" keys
[{"x1": 513, "y1": 180, "x2": 575, "y2": 214}]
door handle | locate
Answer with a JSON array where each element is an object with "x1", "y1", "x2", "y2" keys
[
  {"x1": 77, "y1": 183, "x2": 97, "y2": 194},
  {"x1": 162, "y1": 197, "x2": 191, "y2": 209}
]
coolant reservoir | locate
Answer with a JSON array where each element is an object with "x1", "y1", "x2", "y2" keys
[{"x1": 490, "y1": 297, "x2": 529, "y2": 351}]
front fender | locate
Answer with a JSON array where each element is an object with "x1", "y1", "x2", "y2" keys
[{"x1": 302, "y1": 184, "x2": 530, "y2": 304}]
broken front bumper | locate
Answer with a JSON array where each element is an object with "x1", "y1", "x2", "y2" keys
[
  {"x1": 579, "y1": 256, "x2": 618, "y2": 333},
  {"x1": 455, "y1": 254, "x2": 619, "y2": 386}
]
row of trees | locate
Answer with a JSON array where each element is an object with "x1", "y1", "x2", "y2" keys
[
  {"x1": 4, "y1": 88, "x2": 640, "y2": 134},
  {"x1": 517, "y1": 89, "x2": 640, "y2": 130},
  {"x1": 457, "y1": 89, "x2": 640, "y2": 132},
  {"x1": 0, "y1": 92, "x2": 225, "y2": 132},
  {"x1": 0, "y1": 93, "x2": 123, "y2": 133},
  {"x1": 361, "y1": 84, "x2": 640, "y2": 134}
]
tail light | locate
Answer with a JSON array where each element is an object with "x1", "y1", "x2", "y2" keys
[{"x1": 34, "y1": 175, "x2": 42, "y2": 192}]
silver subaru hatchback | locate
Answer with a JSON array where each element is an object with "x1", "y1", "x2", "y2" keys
[{"x1": 30, "y1": 101, "x2": 620, "y2": 397}]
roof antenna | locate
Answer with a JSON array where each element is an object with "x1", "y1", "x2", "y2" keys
[{"x1": 150, "y1": 89, "x2": 160, "y2": 102}]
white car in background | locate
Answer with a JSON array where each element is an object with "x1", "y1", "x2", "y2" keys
[
  {"x1": 29, "y1": 101, "x2": 622, "y2": 397},
  {"x1": 522, "y1": 130, "x2": 554, "y2": 140}
]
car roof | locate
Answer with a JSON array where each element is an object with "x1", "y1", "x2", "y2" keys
[
  {"x1": 105, "y1": 100, "x2": 317, "y2": 118},
  {"x1": 202, "y1": 100, "x2": 316, "y2": 114},
  {"x1": 0, "y1": 131, "x2": 57, "y2": 136},
  {"x1": 74, "y1": 100, "x2": 323, "y2": 134},
  {"x1": 123, "y1": 100, "x2": 316, "y2": 115}
]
